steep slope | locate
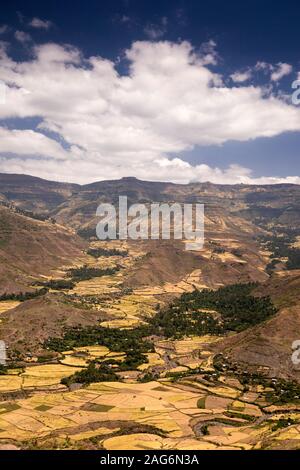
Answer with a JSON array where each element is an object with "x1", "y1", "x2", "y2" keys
[
  {"x1": 1, "y1": 173, "x2": 299, "y2": 230},
  {"x1": 0, "y1": 205, "x2": 86, "y2": 295},
  {"x1": 1, "y1": 173, "x2": 281, "y2": 288},
  {"x1": 0, "y1": 173, "x2": 77, "y2": 214},
  {"x1": 123, "y1": 212, "x2": 268, "y2": 289},
  {"x1": 0, "y1": 292, "x2": 108, "y2": 355},
  {"x1": 214, "y1": 273, "x2": 300, "y2": 381}
]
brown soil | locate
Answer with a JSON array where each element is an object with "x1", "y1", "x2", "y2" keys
[
  {"x1": 0, "y1": 205, "x2": 86, "y2": 295},
  {"x1": 0, "y1": 293, "x2": 107, "y2": 354}
]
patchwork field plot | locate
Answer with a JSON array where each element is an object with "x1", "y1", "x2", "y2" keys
[
  {"x1": 0, "y1": 377, "x2": 299, "y2": 450},
  {"x1": 0, "y1": 301, "x2": 21, "y2": 315},
  {"x1": 0, "y1": 364, "x2": 82, "y2": 393},
  {"x1": 60, "y1": 346, "x2": 126, "y2": 367},
  {"x1": 100, "y1": 293, "x2": 158, "y2": 328},
  {"x1": 0, "y1": 211, "x2": 299, "y2": 452}
]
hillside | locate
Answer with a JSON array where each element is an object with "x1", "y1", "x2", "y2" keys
[
  {"x1": 0, "y1": 173, "x2": 299, "y2": 451},
  {"x1": 214, "y1": 273, "x2": 300, "y2": 381},
  {"x1": 0, "y1": 205, "x2": 86, "y2": 295},
  {"x1": 0, "y1": 292, "x2": 109, "y2": 356},
  {"x1": 1, "y1": 174, "x2": 299, "y2": 231}
]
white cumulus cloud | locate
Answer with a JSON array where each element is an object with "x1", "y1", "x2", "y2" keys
[
  {"x1": 15, "y1": 30, "x2": 32, "y2": 43},
  {"x1": 29, "y1": 17, "x2": 53, "y2": 30},
  {"x1": 271, "y1": 62, "x2": 293, "y2": 82},
  {"x1": 0, "y1": 128, "x2": 69, "y2": 159},
  {"x1": 255, "y1": 61, "x2": 293, "y2": 82},
  {"x1": 0, "y1": 40, "x2": 299, "y2": 184},
  {"x1": 231, "y1": 70, "x2": 252, "y2": 83},
  {"x1": 144, "y1": 17, "x2": 168, "y2": 40}
]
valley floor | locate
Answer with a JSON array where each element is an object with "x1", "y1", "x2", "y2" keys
[{"x1": 0, "y1": 223, "x2": 300, "y2": 450}]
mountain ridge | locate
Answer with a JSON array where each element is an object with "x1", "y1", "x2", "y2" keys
[{"x1": 1, "y1": 172, "x2": 299, "y2": 189}]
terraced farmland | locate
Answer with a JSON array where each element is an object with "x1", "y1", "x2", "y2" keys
[{"x1": 0, "y1": 183, "x2": 299, "y2": 451}]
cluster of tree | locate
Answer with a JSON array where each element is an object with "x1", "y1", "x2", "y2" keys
[
  {"x1": 200, "y1": 424, "x2": 210, "y2": 436},
  {"x1": 212, "y1": 247, "x2": 226, "y2": 254},
  {"x1": 149, "y1": 283, "x2": 277, "y2": 338},
  {"x1": 47, "y1": 283, "x2": 277, "y2": 353},
  {"x1": 46, "y1": 324, "x2": 155, "y2": 385},
  {"x1": 210, "y1": 244, "x2": 243, "y2": 258},
  {"x1": 271, "y1": 418, "x2": 296, "y2": 432},
  {"x1": 0, "y1": 365, "x2": 8, "y2": 375},
  {"x1": 0, "y1": 201, "x2": 55, "y2": 223},
  {"x1": 286, "y1": 249, "x2": 300, "y2": 270},
  {"x1": 34, "y1": 279, "x2": 75, "y2": 290},
  {"x1": 265, "y1": 379, "x2": 300, "y2": 405},
  {"x1": 46, "y1": 283, "x2": 279, "y2": 386},
  {"x1": 61, "y1": 349, "x2": 150, "y2": 386},
  {"x1": 118, "y1": 350, "x2": 148, "y2": 370},
  {"x1": 213, "y1": 354, "x2": 300, "y2": 405},
  {"x1": 66, "y1": 265, "x2": 120, "y2": 282},
  {"x1": 77, "y1": 227, "x2": 97, "y2": 240},
  {"x1": 0, "y1": 287, "x2": 48, "y2": 302},
  {"x1": 46, "y1": 325, "x2": 154, "y2": 386},
  {"x1": 266, "y1": 258, "x2": 281, "y2": 275},
  {"x1": 45, "y1": 324, "x2": 154, "y2": 355},
  {"x1": 61, "y1": 362, "x2": 118, "y2": 386},
  {"x1": 258, "y1": 234, "x2": 300, "y2": 272},
  {"x1": 138, "y1": 371, "x2": 159, "y2": 383},
  {"x1": 87, "y1": 247, "x2": 128, "y2": 258},
  {"x1": 231, "y1": 249, "x2": 243, "y2": 258}
]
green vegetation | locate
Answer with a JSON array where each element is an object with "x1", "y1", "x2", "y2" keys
[
  {"x1": 271, "y1": 417, "x2": 296, "y2": 432},
  {"x1": 35, "y1": 405, "x2": 53, "y2": 412},
  {"x1": 34, "y1": 279, "x2": 75, "y2": 290},
  {"x1": 224, "y1": 411, "x2": 255, "y2": 422},
  {"x1": 200, "y1": 424, "x2": 209, "y2": 436},
  {"x1": 62, "y1": 349, "x2": 150, "y2": 386},
  {"x1": 286, "y1": 250, "x2": 300, "y2": 270},
  {"x1": 46, "y1": 324, "x2": 153, "y2": 385},
  {"x1": 231, "y1": 249, "x2": 243, "y2": 258},
  {"x1": 0, "y1": 403, "x2": 21, "y2": 414},
  {"x1": 45, "y1": 324, "x2": 153, "y2": 353},
  {"x1": 37, "y1": 354, "x2": 55, "y2": 363},
  {"x1": 0, "y1": 216, "x2": 12, "y2": 247},
  {"x1": 213, "y1": 354, "x2": 300, "y2": 405},
  {"x1": 119, "y1": 350, "x2": 148, "y2": 370},
  {"x1": 138, "y1": 372, "x2": 159, "y2": 383},
  {"x1": 87, "y1": 247, "x2": 128, "y2": 258},
  {"x1": 61, "y1": 362, "x2": 118, "y2": 386},
  {"x1": 197, "y1": 397, "x2": 207, "y2": 409},
  {"x1": 212, "y1": 247, "x2": 226, "y2": 254},
  {"x1": 265, "y1": 380, "x2": 300, "y2": 405},
  {"x1": 77, "y1": 227, "x2": 97, "y2": 240},
  {"x1": 0, "y1": 365, "x2": 9, "y2": 375},
  {"x1": 45, "y1": 283, "x2": 278, "y2": 385},
  {"x1": 258, "y1": 234, "x2": 300, "y2": 272},
  {"x1": 266, "y1": 258, "x2": 281, "y2": 275},
  {"x1": 0, "y1": 288, "x2": 48, "y2": 302},
  {"x1": 149, "y1": 283, "x2": 277, "y2": 338},
  {"x1": 47, "y1": 284, "x2": 273, "y2": 353},
  {"x1": 0, "y1": 201, "x2": 54, "y2": 223},
  {"x1": 66, "y1": 265, "x2": 120, "y2": 281},
  {"x1": 46, "y1": 283, "x2": 278, "y2": 386}
]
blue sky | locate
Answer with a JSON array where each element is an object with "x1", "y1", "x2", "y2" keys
[{"x1": 0, "y1": 0, "x2": 299, "y2": 183}]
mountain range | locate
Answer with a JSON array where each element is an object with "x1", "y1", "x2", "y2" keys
[{"x1": 0, "y1": 172, "x2": 300, "y2": 450}]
